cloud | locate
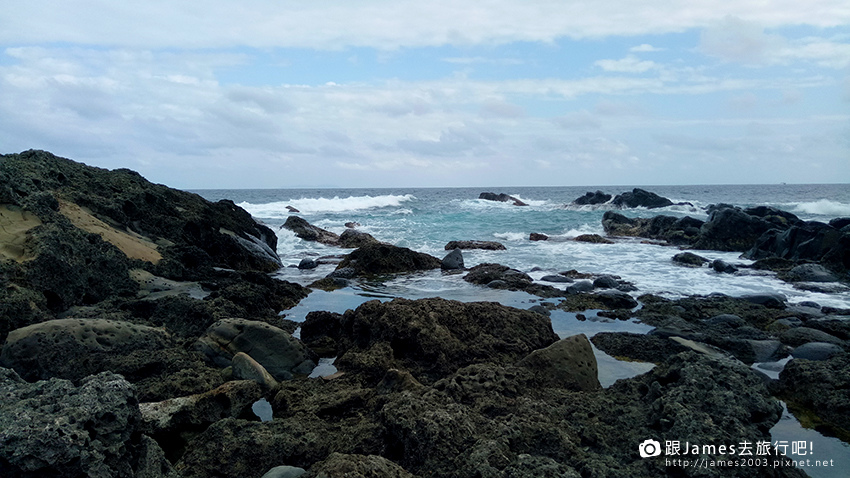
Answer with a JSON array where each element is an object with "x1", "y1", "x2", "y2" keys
[
  {"x1": 630, "y1": 44, "x2": 665, "y2": 52},
  {"x1": 3, "y1": 1, "x2": 849, "y2": 50},
  {"x1": 594, "y1": 56, "x2": 658, "y2": 73},
  {"x1": 699, "y1": 16, "x2": 788, "y2": 64}
]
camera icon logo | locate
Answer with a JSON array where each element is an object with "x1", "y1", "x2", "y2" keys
[{"x1": 639, "y1": 439, "x2": 662, "y2": 458}]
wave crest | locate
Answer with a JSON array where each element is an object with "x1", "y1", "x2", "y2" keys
[{"x1": 239, "y1": 194, "x2": 416, "y2": 217}]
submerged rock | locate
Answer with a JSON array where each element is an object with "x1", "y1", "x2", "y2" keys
[
  {"x1": 672, "y1": 251, "x2": 709, "y2": 267},
  {"x1": 444, "y1": 240, "x2": 506, "y2": 250}
]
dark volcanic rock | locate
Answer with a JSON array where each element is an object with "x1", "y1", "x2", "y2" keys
[
  {"x1": 601, "y1": 211, "x2": 703, "y2": 245},
  {"x1": 305, "y1": 453, "x2": 415, "y2": 478},
  {"x1": 478, "y1": 192, "x2": 528, "y2": 206},
  {"x1": 574, "y1": 234, "x2": 614, "y2": 244},
  {"x1": 195, "y1": 318, "x2": 318, "y2": 381},
  {"x1": 711, "y1": 259, "x2": 739, "y2": 273},
  {"x1": 463, "y1": 263, "x2": 565, "y2": 298},
  {"x1": 338, "y1": 229, "x2": 380, "y2": 248},
  {"x1": 0, "y1": 368, "x2": 175, "y2": 478},
  {"x1": 441, "y1": 248, "x2": 464, "y2": 270},
  {"x1": 779, "y1": 354, "x2": 850, "y2": 435},
  {"x1": 516, "y1": 334, "x2": 601, "y2": 391},
  {"x1": 529, "y1": 232, "x2": 549, "y2": 241},
  {"x1": 780, "y1": 263, "x2": 840, "y2": 282},
  {"x1": 331, "y1": 297, "x2": 560, "y2": 383},
  {"x1": 572, "y1": 190, "x2": 612, "y2": 206},
  {"x1": 694, "y1": 205, "x2": 783, "y2": 252},
  {"x1": 334, "y1": 242, "x2": 441, "y2": 277},
  {"x1": 0, "y1": 318, "x2": 170, "y2": 382},
  {"x1": 592, "y1": 332, "x2": 691, "y2": 362},
  {"x1": 444, "y1": 240, "x2": 506, "y2": 250},
  {"x1": 283, "y1": 216, "x2": 340, "y2": 245},
  {"x1": 611, "y1": 188, "x2": 673, "y2": 209},
  {"x1": 673, "y1": 251, "x2": 709, "y2": 267}
]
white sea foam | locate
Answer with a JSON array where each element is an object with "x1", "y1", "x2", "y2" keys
[
  {"x1": 239, "y1": 194, "x2": 416, "y2": 217},
  {"x1": 787, "y1": 199, "x2": 850, "y2": 217},
  {"x1": 493, "y1": 232, "x2": 528, "y2": 242}
]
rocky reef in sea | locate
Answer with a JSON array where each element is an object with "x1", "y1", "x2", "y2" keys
[{"x1": 1, "y1": 150, "x2": 846, "y2": 477}]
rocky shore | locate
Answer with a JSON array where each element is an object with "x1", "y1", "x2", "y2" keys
[{"x1": 1, "y1": 151, "x2": 847, "y2": 477}]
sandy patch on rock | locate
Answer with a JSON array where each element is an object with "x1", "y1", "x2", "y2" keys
[
  {"x1": 59, "y1": 200, "x2": 162, "y2": 264},
  {"x1": 0, "y1": 204, "x2": 42, "y2": 262}
]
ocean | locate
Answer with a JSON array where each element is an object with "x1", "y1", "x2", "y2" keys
[
  {"x1": 193, "y1": 184, "x2": 850, "y2": 312},
  {"x1": 194, "y1": 183, "x2": 850, "y2": 477}
]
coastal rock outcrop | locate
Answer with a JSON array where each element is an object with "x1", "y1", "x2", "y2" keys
[
  {"x1": 478, "y1": 192, "x2": 528, "y2": 206},
  {"x1": 444, "y1": 240, "x2": 506, "y2": 250},
  {"x1": 571, "y1": 190, "x2": 611, "y2": 206},
  {"x1": 333, "y1": 242, "x2": 442, "y2": 277},
  {"x1": 610, "y1": 188, "x2": 674, "y2": 209},
  {"x1": 283, "y1": 216, "x2": 340, "y2": 245},
  {"x1": 304, "y1": 297, "x2": 560, "y2": 383},
  {"x1": 779, "y1": 353, "x2": 850, "y2": 435}
]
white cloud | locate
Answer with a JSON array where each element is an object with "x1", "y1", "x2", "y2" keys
[
  {"x1": 594, "y1": 56, "x2": 658, "y2": 73},
  {"x1": 2, "y1": 1, "x2": 849, "y2": 49},
  {"x1": 630, "y1": 44, "x2": 665, "y2": 52}
]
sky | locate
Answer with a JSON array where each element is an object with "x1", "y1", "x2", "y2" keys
[{"x1": 1, "y1": 1, "x2": 849, "y2": 189}]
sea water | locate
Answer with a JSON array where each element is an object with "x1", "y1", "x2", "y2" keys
[{"x1": 195, "y1": 184, "x2": 850, "y2": 476}]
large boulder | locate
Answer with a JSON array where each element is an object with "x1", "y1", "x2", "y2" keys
[
  {"x1": 337, "y1": 229, "x2": 379, "y2": 248},
  {"x1": 478, "y1": 192, "x2": 528, "y2": 206},
  {"x1": 571, "y1": 190, "x2": 612, "y2": 206},
  {"x1": 322, "y1": 297, "x2": 561, "y2": 383},
  {"x1": 693, "y1": 205, "x2": 782, "y2": 252},
  {"x1": 0, "y1": 368, "x2": 175, "y2": 478},
  {"x1": 516, "y1": 334, "x2": 601, "y2": 391},
  {"x1": 283, "y1": 216, "x2": 340, "y2": 245},
  {"x1": 610, "y1": 188, "x2": 673, "y2": 209},
  {"x1": 779, "y1": 354, "x2": 850, "y2": 433},
  {"x1": 0, "y1": 318, "x2": 171, "y2": 382},
  {"x1": 195, "y1": 318, "x2": 318, "y2": 381},
  {"x1": 334, "y1": 242, "x2": 441, "y2": 277}
]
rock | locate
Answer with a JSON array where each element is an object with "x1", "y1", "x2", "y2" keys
[
  {"x1": 0, "y1": 318, "x2": 171, "y2": 382},
  {"x1": 306, "y1": 453, "x2": 414, "y2": 478},
  {"x1": 711, "y1": 259, "x2": 738, "y2": 273},
  {"x1": 790, "y1": 342, "x2": 845, "y2": 361},
  {"x1": 694, "y1": 205, "x2": 781, "y2": 252},
  {"x1": 781, "y1": 263, "x2": 840, "y2": 282},
  {"x1": 337, "y1": 229, "x2": 379, "y2": 248},
  {"x1": 283, "y1": 216, "x2": 340, "y2": 245},
  {"x1": 441, "y1": 248, "x2": 464, "y2": 270},
  {"x1": 298, "y1": 258, "x2": 319, "y2": 270},
  {"x1": 195, "y1": 318, "x2": 318, "y2": 381},
  {"x1": 672, "y1": 251, "x2": 708, "y2": 267},
  {"x1": 262, "y1": 465, "x2": 307, "y2": 478},
  {"x1": 601, "y1": 211, "x2": 704, "y2": 246},
  {"x1": 592, "y1": 276, "x2": 619, "y2": 289},
  {"x1": 478, "y1": 192, "x2": 528, "y2": 206},
  {"x1": 286, "y1": 206, "x2": 300, "y2": 213},
  {"x1": 740, "y1": 293, "x2": 786, "y2": 309},
  {"x1": 574, "y1": 234, "x2": 614, "y2": 244},
  {"x1": 464, "y1": 263, "x2": 531, "y2": 288},
  {"x1": 139, "y1": 380, "x2": 263, "y2": 461},
  {"x1": 529, "y1": 232, "x2": 549, "y2": 241},
  {"x1": 779, "y1": 354, "x2": 850, "y2": 432},
  {"x1": 702, "y1": 314, "x2": 746, "y2": 328},
  {"x1": 779, "y1": 327, "x2": 845, "y2": 347},
  {"x1": 829, "y1": 217, "x2": 850, "y2": 230},
  {"x1": 572, "y1": 190, "x2": 612, "y2": 206},
  {"x1": 516, "y1": 334, "x2": 601, "y2": 391},
  {"x1": 331, "y1": 297, "x2": 560, "y2": 382},
  {"x1": 565, "y1": 280, "x2": 594, "y2": 294},
  {"x1": 767, "y1": 317, "x2": 804, "y2": 333},
  {"x1": 593, "y1": 290, "x2": 639, "y2": 309},
  {"x1": 592, "y1": 332, "x2": 690, "y2": 362},
  {"x1": 0, "y1": 368, "x2": 156, "y2": 478},
  {"x1": 541, "y1": 274, "x2": 573, "y2": 283},
  {"x1": 611, "y1": 188, "x2": 674, "y2": 209},
  {"x1": 232, "y1": 352, "x2": 280, "y2": 390},
  {"x1": 444, "y1": 240, "x2": 506, "y2": 250},
  {"x1": 334, "y1": 242, "x2": 441, "y2": 277}
]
